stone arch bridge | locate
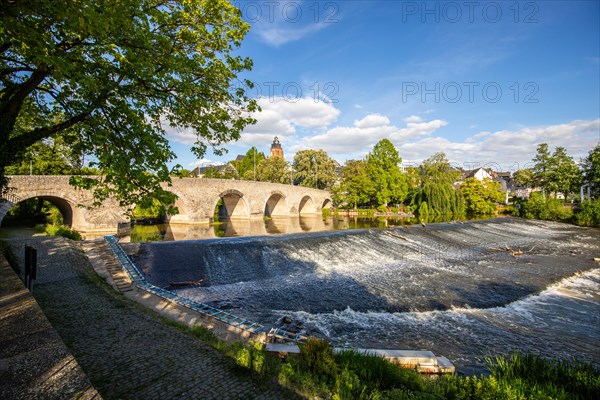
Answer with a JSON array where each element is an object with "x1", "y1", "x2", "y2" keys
[{"x1": 0, "y1": 176, "x2": 332, "y2": 233}]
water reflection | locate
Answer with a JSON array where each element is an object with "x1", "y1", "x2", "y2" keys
[{"x1": 123, "y1": 213, "x2": 492, "y2": 242}]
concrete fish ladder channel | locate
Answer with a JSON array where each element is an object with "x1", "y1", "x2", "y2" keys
[{"x1": 103, "y1": 235, "x2": 269, "y2": 342}]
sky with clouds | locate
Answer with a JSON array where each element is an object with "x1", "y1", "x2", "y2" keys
[{"x1": 166, "y1": 0, "x2": 600, "y2": 172}]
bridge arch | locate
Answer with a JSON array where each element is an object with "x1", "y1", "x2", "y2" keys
[
  {"x1": 0, "y1": 193, "x2": 85, "y2": 228},
  {"x1": 214, "y1": 189, "x2": 250, "y2": 220},
  {"x1": 298, "y1": 195, "x2": 317, "y2": 215},
  {"x1": 322, "y1": 198, "x2": 333, "y2": 210},
  {"x1": 264, "y1": 191, "x2": 288, "y2": 217}
]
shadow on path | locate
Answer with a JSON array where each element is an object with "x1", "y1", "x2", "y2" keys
[{"x1": 6, "y1": 237, "x2": 295, "y2": 400}]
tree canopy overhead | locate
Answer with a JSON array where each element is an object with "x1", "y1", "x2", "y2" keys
[{"x1": 0, "y1": 0, "x2": 257, "y2": 209}]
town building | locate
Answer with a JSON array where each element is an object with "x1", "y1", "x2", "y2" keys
[
  {"x1": 270, "y1": 136, "x2": 283, "y2": 159},
  {"x1": 190, "y1": 163, "x2": 237, "y2": 178}
]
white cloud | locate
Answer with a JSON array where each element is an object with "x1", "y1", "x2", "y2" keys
[
  {"x1": 245, "y1": 0, "x2": 330, "y2": 47},
  {"x1": 165, "y1": 101, "x2": 598, "y2": 172},
  {"x1": 291, "y1": 115, "x2": 598, "y2": 170},
  {"x1": 256, "y1": 97, "x2": 340, "y2": 128},
  {"x1": 294, "y1": 113, "x2": 448, "y2": 157},
  {"x1": 404, "y1": 115, "x2": 422, "y2": 123},
  {"x1": 248, "y1": 0, "x2": 333, "y2": 46},
  {"x1": 391, "y1": 119, "x2": 448, "y2": 142},
  {"x1": 400, "y1": 119, "x2": 600, "y2": 170},
  {"x1": 163, "y1": 125, "x2": 196, "y2": 145},
  {"x1": 239, "y1": 96, "x2": 340, "y2": 147},
  {"x1": 166, "y1": 96, "x2": 340, "y2": 148},
  {"x1": 354, "y1": 114, "x2": 390, "y2": 128},
  {"x1": 238, "y1": 108, "x2": 296, "y2": 145},
  {"x1": 188, "y1": 159, "x2": 224, "y2": 169},
  {"x1": 255, "y1": 22, "x2": 328, "y2": 47}
]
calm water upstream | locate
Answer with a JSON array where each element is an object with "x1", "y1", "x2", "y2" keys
[
  {"x1": 123, "y1": 214, "x2": 492, "y2": 242},
  {"x1": 128, "y1": 217, "x2": 600, "y2": 374}
]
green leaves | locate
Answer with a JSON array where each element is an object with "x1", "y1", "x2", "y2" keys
[
  {"x1": 513, "y1": 168, "x2": 534, "y2": 187},
  {"x1": 582, "y1": 144, "x2": 600, "y2": 197},
  {"x1": 255, "y1": 156, "x2": 290, "y2": 184},
  {"x1": 293, "y1": 149, "x2": 337, "y2": 190},
  {"x1": 366, "y1": 139, "x2": 407, "y2": 207},
  {"x1": 1, "y1": 0, "x2": 257, "y2": 209},
  {"x1": 462, "y1": 178, "x2": 504, "y2": 215},
  {"x1": 412, "y1": 152, "x2": 463, "y2": 216},
  {"x1": 333, "y1": 160, "x2": 373, "y2": 209},
  {"x1": 237, "y1": 147, "x2": 264, "y2": 180},
  {"x1": 531, "y1": 143, "x2": 582, "y2": 198}
]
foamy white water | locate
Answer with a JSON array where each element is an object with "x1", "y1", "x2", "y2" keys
[{"x1": 133, "y1": 218, "x2": 600, "y2": 374}]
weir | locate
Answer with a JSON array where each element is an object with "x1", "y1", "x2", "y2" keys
[
  {"x1": 130, "y1": 218, "x2": 600, "y2": 374},
  {"x1": 104, "y1": 235, "x2": 457, "y2": 373}
]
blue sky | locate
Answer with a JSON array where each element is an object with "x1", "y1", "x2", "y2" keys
[{"x1": 166, "y1": 0, "x2": 600, "y2": 173}]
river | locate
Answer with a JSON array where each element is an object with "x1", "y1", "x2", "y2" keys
[{"x1": 128, "y1": 217, "x2": 600, "y2": 374}]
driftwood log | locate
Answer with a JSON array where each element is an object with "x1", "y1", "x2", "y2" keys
[
  {"x1": 385, "y1": 232, "x2": 409, "y2": 241},
  {"x1": 165, "y1": 279, "x2": 204, "y2": 289},
  {"x1": 488, "y1": 244, "x2": 537, "y2": 257}
]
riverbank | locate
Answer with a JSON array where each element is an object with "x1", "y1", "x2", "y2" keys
[{"x1": 0, "y1": 235, "x2": 293, "y2": 399}]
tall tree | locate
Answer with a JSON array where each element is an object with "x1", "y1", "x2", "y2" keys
[
  {"x1": 293, "y1": 149, "x2": 337, "y2": 190},
  {"x1": 581, "y1": 144, "x2": 600, "y2": 198},
  {"x1": 413, "y1": 152, "x2": 464, "y2": 215},
  {"x1": 333, "y1": 160, "x2": 374, "y2": 209},
  {"x1": 237, "y1": 147, "x2": 265, "y2": 180},
  {"x1": 256, "y1": 156, "x2": 289, "y2": 184},
  {"x1": 420, "y1": 152, "x2": 460, "y2": 183},
  {"x1": 547, "y1": 147, "x2": 581, "y2": 198},
  {"x1": 461, "y1": 178, "x2": 504, "y2": 215},
  {"x1": 366, "y1": 139, "x2": 407, "y2": 207},
  {"x1": 0, "y1": 0, "x2": 257, "y2": 211},
  {"x1": 6, "y1": 133, "x2": 81, "y2": 175},
  {"x1": 532, "y1": 143, "x2": 552, "y2": 193},
  {"x1": 513, "y1": 168, "x2": 534, "y2": 187}
]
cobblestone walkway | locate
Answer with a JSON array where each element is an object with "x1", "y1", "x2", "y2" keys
[{"x1": 7, "y1": 237, "x2": 295, "y2": 400}]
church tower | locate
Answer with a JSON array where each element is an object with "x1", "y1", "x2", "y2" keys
[{"x1": 270, "y1": 136, "x2": 283, "y2": 159}]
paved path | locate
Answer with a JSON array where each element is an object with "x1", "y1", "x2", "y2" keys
[
  {"x1": 6, "y1": 237, "x2": 294, "y2": 400},
  {"x1": 0, "y1": 245, "x2": 100, "y2": 400}
]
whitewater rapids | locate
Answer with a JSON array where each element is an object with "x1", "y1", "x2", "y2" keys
[{"x1": 131, "y1": 217, "x2": 600, "y2": 374}]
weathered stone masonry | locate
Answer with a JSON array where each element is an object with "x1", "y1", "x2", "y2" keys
[{"x1": 1, "y1": 176, "x2": 332, "y2": 233}]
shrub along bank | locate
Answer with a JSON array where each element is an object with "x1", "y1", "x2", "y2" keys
[
  {"x1": 166, "y1": 324, "x2": 599, "y2": 400},
  {"x1": 511, "y1": 193, "x2": 600, "y2": 227}
]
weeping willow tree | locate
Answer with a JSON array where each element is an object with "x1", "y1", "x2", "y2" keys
[{"x1": 412, "y1": 152, "x2": 465, "y2": 216}]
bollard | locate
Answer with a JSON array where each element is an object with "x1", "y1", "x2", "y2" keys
[
  {"x1": 24, "y1": 245, "x2": 31, "y2": 288},
  {"x1": 24, "y1": 246, "x2": 37, "y2": 292}
]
